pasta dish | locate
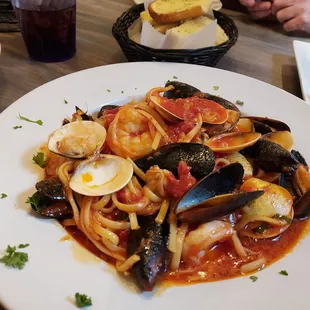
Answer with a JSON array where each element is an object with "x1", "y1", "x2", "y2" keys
[{"x1": 28, "y1": 81, "x2": 310, "y2": 291}]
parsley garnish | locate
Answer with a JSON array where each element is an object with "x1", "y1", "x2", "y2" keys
[
  {"x1": 272, "y1": 214, "x2": 292, "y2": 224},
  {"x1": 18, "y1": 244, "x2": 29, "y2": 249},
  {"x1": 75, "y1": 293, "x2": 92, "y2": 308},
  {"x1": 121, "y1": 91, "x2": 124, "y2": 94},
  {"x1": 135, "y1": 87, "x2": 137, "y2": 90},
  {"x1": 13, "y1": 125, "x2": 22, "y2": 129},
  {"x1": 26, "y1": 194, "x2": 41, "y2": 211},
  {"x1": 235, "y1": 100, "x2": 244, "y2": 106},
  {"x1": 0, "y1": 245, "x2": 29, "y2": 269},
  {"x1": 18, "y1": 113, "x2": 43, "y2": 126},
  {"x1": 1, "y1": 193, "x2": 7, "y2": 199},
  {"x1": 107, "y1": 89, "x2": 111, "y2": 92},
  {"x1": 32, "y1": 152, "x2": 48, "y2": 168},
  {"x1": 249, "y1": 276, "x2": 258, "y2": 282},
  {"x1": 252, "y1": 222, "x2": 268, "y2": 234},
  {"x1": 279, "y1": 270, "x2": 288, "y2": 276},
  {"x1": 173, "y1": 76, "x2": 178, "y2": 79},
  {"x1": 213, "y1": 86, "x2": 219, "y2": 90},
  {"x1": 64, "y1": 99, "x2": 68, "y2": 104}
]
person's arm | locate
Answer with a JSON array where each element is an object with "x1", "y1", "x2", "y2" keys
[{"x1": 271, "y1": 0, "x2": 310, "y2": 32}]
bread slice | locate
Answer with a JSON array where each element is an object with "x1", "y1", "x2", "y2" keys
[
  {"x1": 140, "y1": 10, "x2": 179, "y2": 34},
  {"x1": 149, "y1": 0, "x2": 211, "y2": 24}
]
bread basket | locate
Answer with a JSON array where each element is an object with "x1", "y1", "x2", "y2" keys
[{"x1": 112, "y1": 4, "x2": 238, "y2": 67}]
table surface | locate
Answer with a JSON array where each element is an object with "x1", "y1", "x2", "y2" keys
[{"x1": 0, "y1": 0, "x2": 310, "y2": 308}]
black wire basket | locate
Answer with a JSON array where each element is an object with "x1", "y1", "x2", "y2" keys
[{"x1": 112, "y1": 4, "x2": 238, "y2": 67}]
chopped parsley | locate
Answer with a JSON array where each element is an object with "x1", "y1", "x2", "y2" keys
[
  {"x1": 249, "y1": 276, "x2": 258, "y2": 282},
  {"x1": 64, "y1": 99, "x2": 68, "y2": 104},
  {"x1": 18, "y1": 244, "x2": 29, "y2": 249},
  {"x1": 13, "y1": 125, "x2": 22, "y2": 129},
  {"x1": 135, "y1": 87, "x2": 137, "y2": 90},
  {"x1": 235, "y1": 100, "x2": 244, "y2": 106},
  {"x1": 26, "y1": 194, "x2": 41, "y2": 211},
  {"x1": 0, "y1": 245, "x2": 29, "y2": 270},
  {"x1": 252, "y1": 222, "x2": 268, "y2": 234},
  {"x1": 18, "y1": 113, "x2": 43, "y2": 126},
  {"x1": 1, "y1": 193, "x2": 7, "y2": 199},
  {"x1": 107, "y1": 89, "x2": 111, "y2": 92},
  {"x1": 121, "y1": 91, "x2": 124, "y2": 94},
  {"x1": 173, "y1": 76, "x2": 178, "y2": 79},
  {"x1": 272, "y1": 214, "x2": 292, "y2": 224},
  {"x1": 75, "y1": 293, "x2": 92, "y2": 308},
  {"x1": 213, "y1": 86, "x2": 219, "y2": 90},
  {"x1": 32, "y1": 152, "x2": 48, "y2": 168},
  {"x1": 279, "y1": 270, "x2": 288, "y2": 276}
]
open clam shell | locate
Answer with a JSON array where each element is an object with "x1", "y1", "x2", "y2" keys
[
  {"x1": 69, "y1": 154, "x2": 133, "y2": 196},
  {"x1": 205, "y1": 132, "x2": 261, "y2": 153},
  {"x1": 48, "y1": 121, "x2": 107, "y2": 159}
]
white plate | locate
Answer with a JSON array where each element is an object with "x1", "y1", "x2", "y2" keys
[
  {"x1": 0, "y1": 62, "x2": 310, "y2": 310},
  {"x1": 293, "y1": 40, "x2": 310, "y2": 104}
]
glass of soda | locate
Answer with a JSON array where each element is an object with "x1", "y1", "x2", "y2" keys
[{"x1": 11, "y1": 0, "x2": 76, "y2": 62}]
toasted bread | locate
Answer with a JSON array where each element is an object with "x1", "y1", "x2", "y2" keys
[
  {"x1": 140, "y1": 10, "x2": 179, "y2": 34},
  {"x1": 149, "y1": 0, "x2": 211, "y2": 24}
]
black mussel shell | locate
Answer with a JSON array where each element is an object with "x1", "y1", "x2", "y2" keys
[
  {"x1": 279, "y1": 173, "x2": 298, "y2": 197},
  {"x1": 62, "y1": 118, "x2": 70, "y2": 126},
  {"x1": 75, "y1": 106, "x2": 93, "y2": 121},
  {"x1": 291, "y1": 150, "x2": 308, "y2": 167},
  {"x1": 246, "y1": 116, "x2": 290, "y2": 132},
  {"x1": 243, "y1": 139, "x2": 299, "y2": 172},
  {"x1": 164, "y1": 81, "x2": 201, "y2": 99},
  {"x1": 175, "y1": 163, "x2": 244, "y2": 214},
  {"x1": 135, "y1": 143, "x2": 215, "y2": 180},
  {"x1": 252, "y1": 120, "x2": 273, "y2": 134},
  {"x1": 127, "y1": 216, "x2": 170, "y2": 291},
  {"x1": 177, "y1": 191, "x2": 264, "y2": 225},
  {"x1": 35, "y1": 178, "x2": 65, "y2": 201},
  {"x1": 199, "y1": 93, "x2": 240, "y2": 112},
  {"x1": 294, "y1": 190, "x2": 310, "y2": 219},
  {"x1": 29, "y1": 191, "x2": 73, "y2": 220},
  {"x1": 97, "y1": 104, "x2": 120, "y2": 118}
]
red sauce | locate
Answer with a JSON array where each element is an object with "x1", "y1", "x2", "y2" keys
[
  {"x1": 161, "y1": 97, "x2": 228, "y2": 124},
  {"x1": 101, "y1": 107, "x2": 120, "y2": 127},
  {"x1": 63, "y1": 218, "x2": 309, "y2": 285},
  {"x1": 166, "y1": 161, "x2": 196, "y2": 198}
]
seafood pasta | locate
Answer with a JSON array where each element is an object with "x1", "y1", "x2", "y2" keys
[{"x1": 29, "y1": 81, "x2": 310, "y2": 291}]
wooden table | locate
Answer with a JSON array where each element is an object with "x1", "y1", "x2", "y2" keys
[{"x1": 0, "y1": 1, "x2": 309, "y2": 308}]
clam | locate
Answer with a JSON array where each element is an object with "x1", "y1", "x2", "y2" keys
[
  {"x1": 69, "y1": 154, "x2": 133, "y2": 196},
  {"x1": 235, "y1": 177, "x2": 294, "y2": 239},
  {"x1": 293, "y1": 165, "x2": 310, "y2": 196},
  {"x1": 175, "y1": 163, "x2": 264, "y2": 225},
  {"x1": 231, "y1": 118, "x2": 254, "y2": 133},
  {"x1": 151, "y1": 89, "x2": 229, "y2": 125},
  {"x1": 48, "y1": 121, "x2": 107, "y2": 159},
  {"x1": 135, "y1": 143, "x2": 215, "y2": 180},
  {"x1": 205, "y1": 132, "x2": 261, "y2": 153}
]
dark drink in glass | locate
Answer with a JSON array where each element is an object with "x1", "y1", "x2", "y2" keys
[{"x1": 13, "y1": 2, "x2": 76, "y2": 62}]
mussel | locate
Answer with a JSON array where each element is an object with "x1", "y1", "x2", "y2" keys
[
  {"x1": 164, "y1": 81, "x2": 200, "y2": 99},
  {"x1": 97, "y1": 104, "x2": 120, "y2": 118},
  {"x1": 29, "y1": 178, "x2": 72, "y2": 219},
  {"x1": 135, "y1": 143, "x2": 215, "y2": 180},
  {"x1": 127, "y1": 216, "x2": 170, "y2": 291},
  {"x1": 75, "y1": 106, "x2": 93, "y2": 121},
  {"x1": 246, "y1": 116, "x2": 291, "y2": 132},
  {"x1": 243, "y1": 139, "x2": 299, "y2": 172},
  {"x1": 175, "y1": 163, "x2": 264, "y2": 224}
]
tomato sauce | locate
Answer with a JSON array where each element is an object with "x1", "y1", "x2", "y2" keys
[
  {"x1": 161, "y1": 97, "x2": 228, "y2": 124},
  {"x1": 63, "y1": 218, "x2": 309, "y2": 285}
]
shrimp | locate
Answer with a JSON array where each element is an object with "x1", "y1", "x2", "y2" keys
[
  {"x1": 182, "y1": 220, "x2": 235, "y2": 266},
  {"x1": 107, "y1": 105, "x2": 154, "y2": 159}
]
